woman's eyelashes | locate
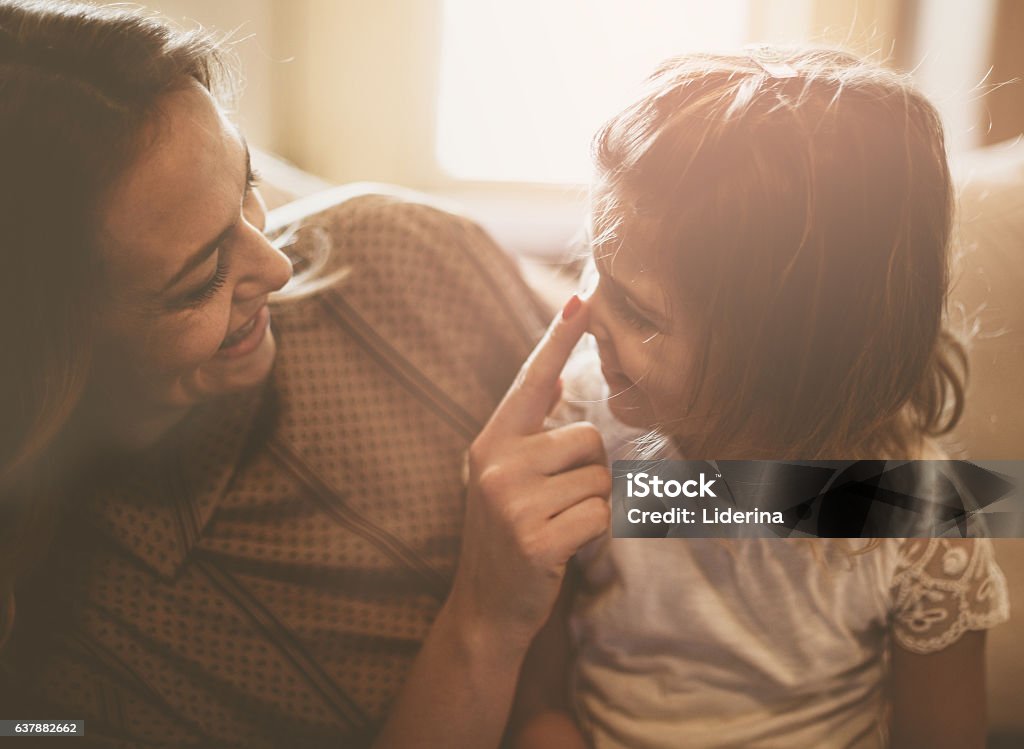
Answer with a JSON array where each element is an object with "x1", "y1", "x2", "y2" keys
[
  {"x1": 180, "y1": 255, "x2": 229, "y2": 308},
  {"x1": 175, "y1": 172, "x2": 261, "y2": 310}
]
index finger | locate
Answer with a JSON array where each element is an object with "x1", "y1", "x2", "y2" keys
[{"x1": 488, "y1": 294, "x2": 590, "y2": 437}]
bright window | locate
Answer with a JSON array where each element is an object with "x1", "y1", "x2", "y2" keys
[{"x1": 437, "y1": 0, "x2": 750, "y2": 184}]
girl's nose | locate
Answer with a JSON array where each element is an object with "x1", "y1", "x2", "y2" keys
[{"x1": 585, "y1": 282, "x2": 611, "y2": 343}]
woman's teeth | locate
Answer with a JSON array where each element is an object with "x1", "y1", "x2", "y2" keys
[{"x1": 221, "y1": 316, "x2": 257, "y2": 349}]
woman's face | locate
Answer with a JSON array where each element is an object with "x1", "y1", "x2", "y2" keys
[
  {"x1": 90, "y1": 81, "x2": 293, "y2": 442},
  {"x1": 587, "y1": 233, "x2": 700, "y2": 436}
]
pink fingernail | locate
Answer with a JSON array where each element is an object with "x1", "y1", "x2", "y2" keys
[{"x1": 562, "y1": 294, "x2": 581, "y2": 320}]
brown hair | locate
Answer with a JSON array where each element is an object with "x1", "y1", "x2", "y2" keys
[
  {"x1": 591, "y1": 47, "x2": 966, "y2": 460},
  {"x1": 0, "y1": 0, "x2": 231, "y2": 653}
]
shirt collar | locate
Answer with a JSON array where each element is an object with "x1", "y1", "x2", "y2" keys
[{"x1": 84, "y1": 385, "x2": 269, "y2": 582}]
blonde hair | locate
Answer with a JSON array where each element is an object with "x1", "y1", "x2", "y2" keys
[{"x1": 591, "y1": 47, "x2": 966, "y2": 461}]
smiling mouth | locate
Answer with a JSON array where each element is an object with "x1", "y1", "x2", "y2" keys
[{"x1": 220, "y1": 307, "x2": 263, "y2": 350}]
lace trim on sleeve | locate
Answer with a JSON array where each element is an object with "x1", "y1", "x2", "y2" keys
[{"x1": 891, "y1": 538, "x2": 1010, "y2": 654}]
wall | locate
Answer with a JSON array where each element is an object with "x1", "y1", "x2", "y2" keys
[{"x1": 148, "y1": 0, "x2": 277, "y2": 148}]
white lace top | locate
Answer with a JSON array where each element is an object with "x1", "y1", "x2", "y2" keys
[
  {"x1": 552, "y1": 346, "x2": 1011, "y2": 749},
  {"x1": 891, "y1": 537, "x2": 1009, "y2": 654}
]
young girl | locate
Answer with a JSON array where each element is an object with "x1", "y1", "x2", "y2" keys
[{"x1": 509, "y1": 48, "x2": 1010, "y2": 748}]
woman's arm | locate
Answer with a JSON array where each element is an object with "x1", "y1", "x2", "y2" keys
[
  {"x1": 506, "y1": 574, "x2": 588, "y2": 749},
  {"x1": 370, "y1": 595, "x2": 532, "y2": 749},
  {"x1": 889, "y1": 631, "x2": 988, "y2": 749},
  {"x1": 372, "y1": 299, "x2": 610, "y2": 748}
]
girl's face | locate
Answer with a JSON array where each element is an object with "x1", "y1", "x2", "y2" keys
[
  {"x1": 587, "y1": 235, "x2": 700, "y2": 436},
  {"x1": 89, "y1": 81, "x2": 294, "y2": 444}
]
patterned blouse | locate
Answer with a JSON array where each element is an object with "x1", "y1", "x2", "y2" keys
[{"x1": 5, "y1": 195, "x2": 547, "y2": 747}]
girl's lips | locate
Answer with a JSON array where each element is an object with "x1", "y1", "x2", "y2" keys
[{"x1": 217, "y1": 305, "x2": 270, "y2": 358}]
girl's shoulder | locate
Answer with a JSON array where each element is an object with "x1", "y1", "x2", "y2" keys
[
  {"x1": 890, "y1": 536, "x2": 1010, "y2": 654},
  {"x1": 881, "y1": 438, "x2": 1010, "y2": 652}
]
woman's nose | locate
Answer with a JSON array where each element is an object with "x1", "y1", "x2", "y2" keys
[
  {"x1": 260, "y1": 239, "x2": 295, "y2": 293},
  {"x1": 234, "y1": 228, "x2": 294, "y2": 300}
]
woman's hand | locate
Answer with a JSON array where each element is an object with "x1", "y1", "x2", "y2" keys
[{"x1": 448, "y1": 295, "x2": 612, "y2": 644}]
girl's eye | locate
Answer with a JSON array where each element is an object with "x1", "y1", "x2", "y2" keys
[
  {"x1": 611, "y1": 289, "x2": 656, "y2": 331},
  {"x1": 180, "y1": 258, "x2": 229, "y2": 308}
]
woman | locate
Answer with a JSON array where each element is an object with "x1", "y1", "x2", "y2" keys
[{"x1": 0, "y1": 2, "x2": 610, "y2": 746}]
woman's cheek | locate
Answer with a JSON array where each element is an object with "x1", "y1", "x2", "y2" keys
[{"x1": 148, "y1": 307, "x2": 231, "y2": 376}]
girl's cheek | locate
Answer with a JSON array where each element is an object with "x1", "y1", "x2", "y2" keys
[{"x1": 617, "y1": 337, "x2": 653, "y2": 384}]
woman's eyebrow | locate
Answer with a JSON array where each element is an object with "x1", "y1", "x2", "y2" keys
[{"x1": 160, "y1": 141, "x2": 252, "y2": 294}]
